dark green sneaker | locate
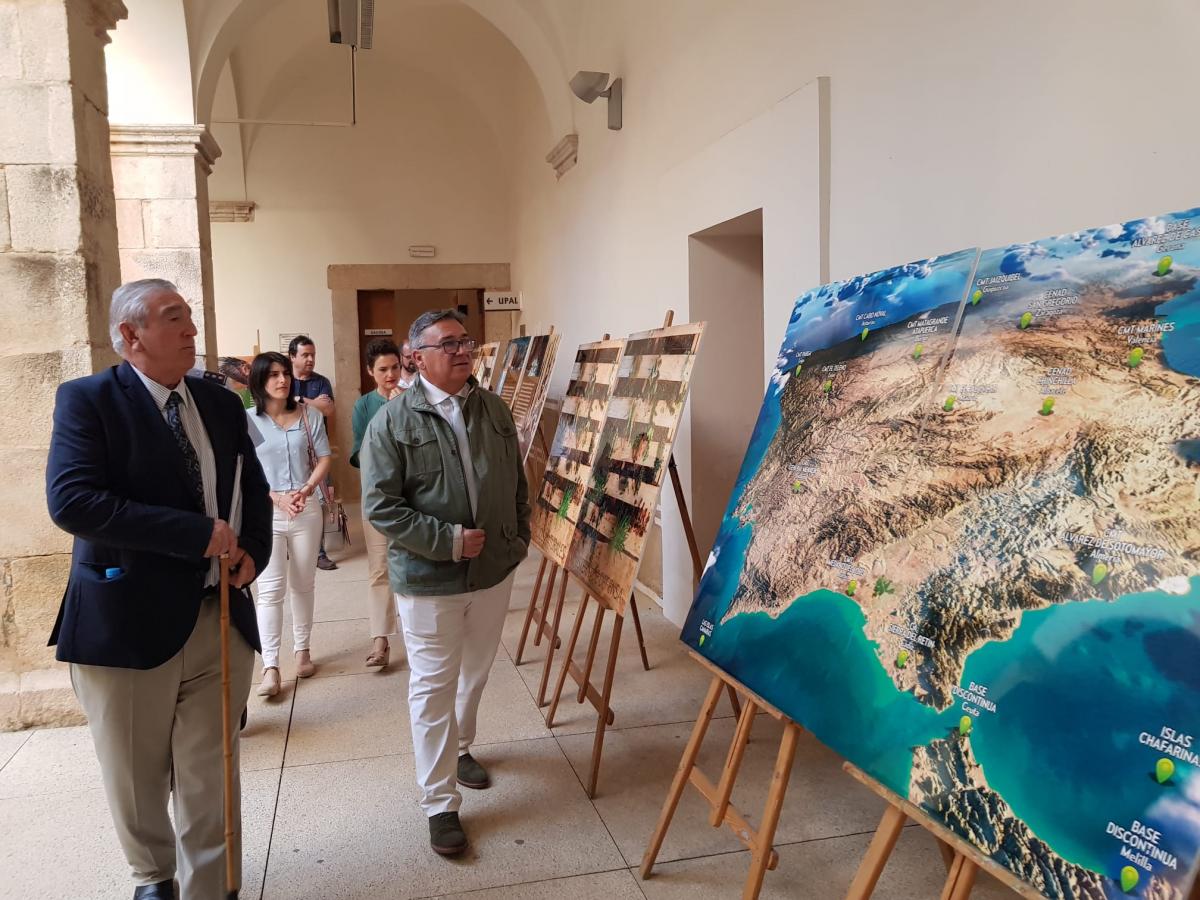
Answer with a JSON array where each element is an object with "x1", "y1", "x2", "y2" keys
[
  {"x1": 428, "y1": 811, "x2": 468, "y2": 856},
  {"x1": 457, "y1": 752, "x2": 490, "y2": 789}
]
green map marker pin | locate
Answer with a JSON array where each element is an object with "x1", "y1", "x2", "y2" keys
[
  {"x1": 699, "y1": 634, "x2": 706, "y2": 647},
  {"x1": 959, "y1": 715, "x2": 972, "y2": 736},
  {"x1": 1157, "y1": 255, "x2": 1173, "y2": 276},
  {"x1": 896, "y1": 649, "x2": 910, "y2": 668},
  {"x1": 792, "y1": 480, "x2": 804, "y2": 493},
  {"x1": 913, "y1": 343, "x2": 924, "y2": 360},
  {"x1": 845, "y1": 579, "x2": 858, "y2": 597},
  {"x1": 1040, "y1": 397, "x2": 1055, "y2": 416},
  {"x1": 1120, "y1": 865, "x2": 1139, "y2": 892},
  {"x1": 1092, "y1": 562, "x2": 1109, "y2": 585},
  {"x1": 861, "y1": 327, "x2": 870, "y2": 341},
  {"x1": 1128, "y1": 347, "x2": 1144, "y2": 368},
  {"x1": 795, "y1": 364, "x2": 803, "y2": 376},
  {"x1": 971, "y1": 289, "x2": 983, "y2": 305},
  {"x1": 822, "y1": 379, "x2": 833, "y2": 394},
  {"x1": 1020, "y1": 312, "x2": 1033, "y2": 330},
  {"x1": 1156, "y1": 757, "x2": 1175, "y2": 784},
  {"x1": 943, "y1": 395, "x2": 956, "y2": 412}
]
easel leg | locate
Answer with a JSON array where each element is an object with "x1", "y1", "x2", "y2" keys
[
  {"x1": 710, "y1": 700, "x2": 757, "y2": 827},
  {"x1": 627, "y1": 592, "x2": 651, "y2": 671},
  {"x1": 514, "y1": 557, "x2": 548, "y2": 665},
  {"x1": 586, "y1": 611, "x2": 625, "y2": 798},
  {"x1": 536, "y1": 571, "x2": 569, "y2": 706},
  {"x1": 641, "y1": 675, "x2": 725, "y2": 878},
  {"x1": 939, "y1": 854, "x2": 978, "y2": 900},
  {"x1": 577, "y1": 599, "x2": 606, "y2": 704},
  {"x1": 546, "y1": 592, "x2": 589, "y2": 728},
  {"x1": 725, "y1": 684, "x2": 742, "y2": 718},
  {"x1": 533, "y1": 564, "x2": 558, "y2": 648},
  {"x1": 742, "y1": 723, "x2": 800, "y2": 900},
  {"x1": 935, "y1": 838, "x2": 955, "y2": 872},
  {"x1": 845, "y1": 803, "x2": 908, "y2": 900}
]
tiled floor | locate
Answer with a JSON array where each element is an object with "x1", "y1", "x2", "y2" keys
[{"x1": 1, "y1": 516, "x2": 1015, "y2": 899}]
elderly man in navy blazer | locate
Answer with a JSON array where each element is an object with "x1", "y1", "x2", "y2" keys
[{"x1": 46, "y1": 278, "x2": 272, "y2": 900}]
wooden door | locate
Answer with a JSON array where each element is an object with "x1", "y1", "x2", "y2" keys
[
  {"x1": 393, "y1": 289, "x2": 483, "y2": 349},
  {"x1": 357, "y1": 290, "x2": 397, "y2": 395}
]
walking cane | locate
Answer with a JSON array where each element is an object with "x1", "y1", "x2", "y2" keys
[
  {"x1": 219, "y1": 554, "x2": 238, "y2": 900},
  {"x1": 220, "y1": 453, "x2": 244, "y2": 900}
]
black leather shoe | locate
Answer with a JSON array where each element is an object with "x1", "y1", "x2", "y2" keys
[
  {"x1": 133, "y1": 880, "x2": 174, "y2": 899},
  {"x1": 457, "y1": 752, "x2": 489, "y2": 789},
  {"x1": 429, "y1": 811, "x2": 468, "y2": 856}
]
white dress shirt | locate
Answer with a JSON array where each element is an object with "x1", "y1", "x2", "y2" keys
[
  {"x1": 132, "y1": 366, "x2": 220, "y2": 586},
  {"x1": 419, "y1": 375, "x2": 478, "y2": 561}
]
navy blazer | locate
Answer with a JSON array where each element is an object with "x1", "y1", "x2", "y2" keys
[{"x1": 46, "y1": 361, "x2": 273, "y2": 669}]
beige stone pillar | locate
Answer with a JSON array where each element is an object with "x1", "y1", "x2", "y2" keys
[
  {"x1": 0, "y1": 0, "x2": 127, "y2": 729},
  {"x1": 110, "y1": 126, "x2": 221, "y2": 370}
]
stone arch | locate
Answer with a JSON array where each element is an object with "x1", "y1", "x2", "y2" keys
[{"x1": 191, "y1": 0, "x2": 574, "y2": 142}]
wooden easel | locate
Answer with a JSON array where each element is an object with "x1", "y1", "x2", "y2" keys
[
  {"x1": 845, "y1": 763, "x2": 1074, "y2": 900},
  {"x1": 642, "y1": 654, "x2": 802, "y2": 900},
  {"x1": 543, "y1": 310, "x2": 735, "y2": 798},
  {"x1": 514, "y1": 555, "x2": 652, "y2": 708},
  {"x1": 514, "y1": 330, "x2": 651, "y2": 706}
]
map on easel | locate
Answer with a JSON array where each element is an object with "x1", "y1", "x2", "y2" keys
[
  {"x1": 530, "y1": 338, "x2": 627, "y2": 566},
  {"x1": 473, "y1": 341, "x2": 501, "y2": 389},
  {"x1": 513, "y1": 333, "x2": 561, "y2": 461},
  {"x1": 494, "y1": 336, "x2": 530, "y2": 407},
  {"x1": 566, "y1": 323, "x2": 705, "y2": 615},
  {"x1": 681, "y1": 210, "x2": 1200, "y2": 899}
]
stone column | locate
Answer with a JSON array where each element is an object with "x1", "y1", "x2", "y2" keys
[
  {"x1": 0, "y1": 0, "x2": 127, "y2": 729},
  {"x1": 110, "y1": 125, "x2": 221, "y2": 369}
]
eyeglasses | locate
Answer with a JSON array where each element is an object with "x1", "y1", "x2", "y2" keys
[{"x1": 417, "y1": 338, "x2": 478, "y2": 355}]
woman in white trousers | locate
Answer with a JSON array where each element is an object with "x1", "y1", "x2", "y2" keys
[
  {"x1": 350, "y1": 338, "x2": 404, "y2": 668},
  {"x1": 247, "y1": 351, "x2": 332, "y2": 696}
]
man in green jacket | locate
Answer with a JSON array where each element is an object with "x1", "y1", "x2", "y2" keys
[{"x1": 361, "y1": 309, "x2": 530, "y2": 857}]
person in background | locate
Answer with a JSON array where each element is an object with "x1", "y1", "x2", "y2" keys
[
  {"x1": 46, "y1": 278, "x2": 272, "y2": 899},
  {"x1": 361, "y1": 309, "x2": 530, "y2": 857},
  {"x1": 288, "y1": 335, "x2": 339, "y2": 570},
  {"x1": 248, "y1": 351, "x2": 331, "y2": 696},
  {"x1": 350, "y1": 338, "x2": 404, "y2": 670},
  {"x1": 398, "y1": 340, "x2": 419, "y2": 389}
]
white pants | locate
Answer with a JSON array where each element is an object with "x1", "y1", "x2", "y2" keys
[
  {"x1": 72, "y1": 598, "x2": 254, "y2": 899},
  {"x1": 255, "y1": 502, "x2": 322, "y2": 669},
  {"x1": 395, "y1": 571, "x2": 516, "y2": 815},
  {"x1": 362, "y1": 511, "x2": 398, "y2": 640}
]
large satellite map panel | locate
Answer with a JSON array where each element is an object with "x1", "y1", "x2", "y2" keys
[{"x1": 682, "y1": 208, "x2": 1200, "y2": 899}]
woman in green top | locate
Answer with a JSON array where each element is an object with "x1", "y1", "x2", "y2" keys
[{"x1": 352, "y1": 338, "x2": 405, "y2": 669}]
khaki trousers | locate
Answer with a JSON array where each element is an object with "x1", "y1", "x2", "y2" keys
[
  {"x1": 72, "y1": 598, "x2": 254, "y2": 898},
  {"x1": 362, "y1": 511, "x2": 399, "y2": 640}
]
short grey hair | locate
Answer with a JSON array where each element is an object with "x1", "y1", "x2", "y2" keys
[
  {"x1": 409, "y1": 308, "x2": 465, "y2": 348},
  {"x1": 110, "y1": 278, "x2": 178, "y2": 354}
]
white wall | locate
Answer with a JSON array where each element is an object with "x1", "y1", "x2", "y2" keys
[
  {"x1": 210, "y1": 66, "x2": 513, "y2": 361},
  {"x1": 507, "y1": 0, "x2": 1200, "y2": 624},
  {"x1": 107, "y1": 0, "x2": 194, "y2": 124}
]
